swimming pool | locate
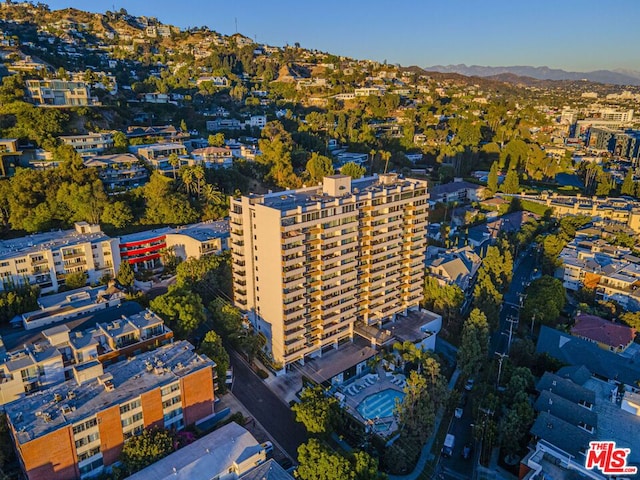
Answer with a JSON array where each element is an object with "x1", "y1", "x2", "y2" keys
[{"x1": 357, "y1": 388, "x2": 405, "y2": 420}]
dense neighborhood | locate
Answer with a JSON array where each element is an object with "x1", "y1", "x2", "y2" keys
[{"x1": 0, "y1": 2, "x2": 639, "y2": 480}]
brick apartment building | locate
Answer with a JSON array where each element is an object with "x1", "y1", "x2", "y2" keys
[{"x1": 5, "y1": 340, "x2": 216, "y2": 480}]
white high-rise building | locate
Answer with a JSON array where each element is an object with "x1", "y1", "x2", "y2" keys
[{"x1": 230, "y1": 174, "x2": 428, "y2": 367}]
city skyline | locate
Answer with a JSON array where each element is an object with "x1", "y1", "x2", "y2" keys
[{"x1": 44, "y1": 0, "x2": 640, "y2": 72}]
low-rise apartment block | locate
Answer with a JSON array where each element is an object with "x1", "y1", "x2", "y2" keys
[
  {"x1": 559, "y1": 236, "x2": 640, "y2": 311},
  {"x1": 0, "y1": 222, "x2": 120, "y2": 294},
  {"x1": 0, "y1": 308, "x2": 173, "y2": 404},
  {"x1": 84, "y1": 153, "x2": 149, "y2": 191},
  {"x1": 119, "y1": 221, "x2": 230, "y2": 270},
  {"x1": 522, "y1": 193, "x2": 640, "y2": 233},
  {"x1": 135, "y1": 143, "x2": 188, "y2": 173},
  {"x1": 230, "y1": 174, "x2": 428, "y2": 367},
  {"x1": 5, "y1": 340, "x2": 215, "y2": 480},
  {"x1": 428, "y1": 178, "x2": 486, "y2": 204},
  {"x1": 25, "y1": 79, "x2": 99, "y2": 107},
  {"x1": 59, "y1": 133, "x2": 114, "y2": 157}
]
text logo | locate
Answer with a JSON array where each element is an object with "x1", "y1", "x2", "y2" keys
[{"x1": 585, "y1": 441, "x2": 638, "y2": 475}]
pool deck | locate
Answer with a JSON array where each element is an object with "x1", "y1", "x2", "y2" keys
[{"x1": 338, "y1": 366, "x2": 405, "y2": 435}]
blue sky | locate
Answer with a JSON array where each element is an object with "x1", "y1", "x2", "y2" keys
[{"x1": 44, "y1": 1, "x2": 640, "y2": 72}]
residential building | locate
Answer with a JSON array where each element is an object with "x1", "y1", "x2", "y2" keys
[
  {"x1": 195, "y1": 76, "x2": 229, "y2": 87},
  {"x1": 0, "y1": 222, "x2": 120, "y2": 294},
  {"x1": 119, "y1": 221, "x2": 230, "y2": 270},
  {"x1": 247, "y1": 115, "x2": 267, "y2": 129},
  {"x1": 536, "y1": 326, "x2": 640, "y2": 389},
  {"x1": 0, "y1": 138, "x2": 22, "y2": 177},
  {"x1": 570, "y1": 313, "x2": 636, "y2": 353},
  {"x1": 206, "y1": 118, "x2": 243, "y2": 131},
  {"x1": 355, "y1": 87, "x2": 385, "y2": 97},
  {"x1": 190, "y1": 146, "x2": 234, "y2": 168},
  {"x1": 5, "y1": 340, "x2": 216, "y2": 480},
  {"x1": 0, "y1": 308, "x2": 173, "y2": 404},
  {"x1": 83, "y1": 154, "x2": 149, "y2": 191},
  {"x1": 335, "y1": 152, "x2": 368, "y2": 167},
  {"x1": 522, "y1": 368, "x2": 640, "y2": 479},
  {"x1": 126, "y1": 422, "x2": 293, "y2": 480},
  {"x1": 25, "y1": 79, "x2": 98, "y2": 107},
  {"x1": 230, "y1": 174, "x2": 428, "y2": 367},
  {"x1": 19, "y1": 285, "x2": 124, "y2": 330},
  {"x1": 589, "y1": 127, "x2": 640, "y2": 160},
  {"x1": 523, "y1": 193, "x2": 640, "y2": 233},
  {"x1": 135, "y1": 143, "x2": 188, "y2": 173},
  {"x1": 125, "y1": 125, "x2": 183, "y2": 141},
  {"x1": 59, "y1": 133, "x2": 114, "y2": 157},
  {"x1": 428, "y1": 179, "x2": 486, "y2": 204},
  {"x1": 425, "y1": 245, "x2": 482, "y2": 295},
  {"x1": 558, "y1": 235, "x2": 640, "y2": 311}
]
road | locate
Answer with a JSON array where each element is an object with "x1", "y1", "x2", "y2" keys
[
  {"x1": 229, "y1": 350, "x2": 307, "y2": 460},
  {"x1": 438, "y1": 247, "x2": 537, "y2": 480},
  {"x1": 490, "y1": 248, "x2": 537, "y2": 356}
]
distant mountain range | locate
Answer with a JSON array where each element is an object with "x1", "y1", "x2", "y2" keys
[{"x1": 425, "y1": 64, "x2": 640, "y2": 86}]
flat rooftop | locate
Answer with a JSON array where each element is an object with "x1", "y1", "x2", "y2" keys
[
  {"x1": 255, "y1": 175, "x2": 425, "y2": 212},
  {"x1": 5, "y1": 340, "x2": 214, "y2": 444},
  {"x1": 119, "y1": 221, "x2": 230, "y2": 245},
  {"x1": 2, "y1": 302, "x2": 143, "y2": 352},
  {"x1": 171, "y1": 220, "x2": 230, "y2": 241},
  {"x1": 0, "y1": 228, "x2": 109, "y2": 260},
  {"x1": 297, "y1": 339, "x2": 377, "y2": 384},
  {"x1": 385, "y1": 310, "x2": 441, "y2": 344}
]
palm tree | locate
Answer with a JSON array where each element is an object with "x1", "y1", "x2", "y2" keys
[
  {"x1": 193, "y1": 165, "x2": 206, "y2": 200},
  {"x1": 381, "y1": 150, "x2": 391, "y2": 174},
  {"x1": 168, "y1": 153, "x2": 180, "y2": 180},
  {"x1": 202, "y1": 184, "x2": 225, "y2": 205},
  {"x1": 180, "y1": 166, "x2": 196, "y2": 196}
]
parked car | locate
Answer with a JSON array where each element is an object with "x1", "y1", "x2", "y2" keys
[
  {"x1": 442, "y1": 434, "x2": 455, "y2": 457},
  {"x1": 464, "y1": 378, "x2": 475, "y2": 391},
  {"x1": 454, "y1": 407, "x2": 463, "y2": 418},
  {"x1": 462, "y1": 443, "x2": 473, "y2": 459}
]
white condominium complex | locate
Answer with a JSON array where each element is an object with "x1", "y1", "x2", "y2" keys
[{"x1": 230, "y1": 174, "x2": 428, "y2": 367}]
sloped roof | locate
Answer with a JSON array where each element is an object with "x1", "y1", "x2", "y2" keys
[
  {"x1": 127, "y1": 422, "x2": 263, "y2": 480},
  {"x1": 240, "y1": 459, "x2": 294, "y2": 480},
  {"x1": 530, "y1": 411, "x2": 593, "y2": 459},
  {"x1": 570, "y1": 314, "x2": 636, "y2": 349},
  {"x1": 537, "y1": 326, "x2": 640, "y2": 386}
]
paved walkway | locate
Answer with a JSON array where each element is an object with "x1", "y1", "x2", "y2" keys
[{"x1": 388, "y1": 368, "x2": 461, "y2": 480}]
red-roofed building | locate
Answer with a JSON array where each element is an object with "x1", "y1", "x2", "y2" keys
[
  {"x1": 570, "y1": 314, "x2": 636, "y2": 353},
  {"x1": 191, "y1": 146, "x2": 233, "y2": 168}
]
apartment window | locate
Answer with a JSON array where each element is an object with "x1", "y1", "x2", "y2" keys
[
  {"x1": 75, "y1": 432, "x2": 99, "y2": 449},
  {"x1": 0, "y1": 261, "x2": 9, "y2": 267},
  {"x1": 162, "y1": 395, "x2": 181, "y2": 409},
  {"x1": 73, "y1": 418, "x2": 98, "y2": 435},
  {"x1": 119, "y1": 399, "x2": 142, "y2": 414},
  {"x1": 16, "y1": 258, "x2": 26, "y2": 264},
  {"x1": 161, "y1": 383, "x2": 180, "y2": 396},
  {"x1": 77, "y1": 447, "x2": 101, "y2": 464},
  {"x1": 121, "y1": 412, "x2": 143, "y2": 428}
]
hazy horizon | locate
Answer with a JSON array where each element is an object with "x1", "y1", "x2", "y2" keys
[{"x1": 42, "y1": 0, "x2": 640, "y2": 72}]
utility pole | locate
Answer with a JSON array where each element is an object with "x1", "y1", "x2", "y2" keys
[
  {"x1": 530, "y1": 313, "x2": 536, "y2": 335},
  {"x1": 506, "y1": 315, "x2": 518, "y2": 352},
  {"x1": 495, "y1": 352, "x2": 508, "y2": 388},
  {"x1": 517, "y1": 292, "x2": 527, "y2": 309}
]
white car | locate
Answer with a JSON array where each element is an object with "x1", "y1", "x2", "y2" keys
[
  {"x1": 454, "y1": 407, "x2": 463, "y2": 418},
  {"x1": 464, "y1": 379, "x2": 475, "y2": 391}
]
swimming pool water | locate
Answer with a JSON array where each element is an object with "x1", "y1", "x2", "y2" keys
[{"x1": 356, "y1": 388, "x2": 405, "y2": 420}]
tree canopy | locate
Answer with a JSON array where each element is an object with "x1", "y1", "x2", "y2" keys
[
  {"x1": 292, "y1": 385, "x2": 339, "y2": 435},
  {"x1": 149, "y1": 285, "x2": 205, "y2": 337}
]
